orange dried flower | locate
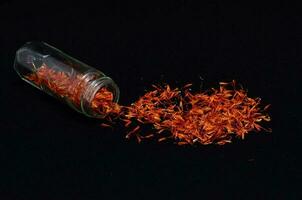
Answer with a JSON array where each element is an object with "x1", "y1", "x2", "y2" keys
[{"x1": 26, "y1": 65, "x2": 271, "y2": 146}]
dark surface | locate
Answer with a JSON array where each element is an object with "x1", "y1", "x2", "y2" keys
[{"x1": 0, "y1": 1, "x2": 300, "y2": 199}]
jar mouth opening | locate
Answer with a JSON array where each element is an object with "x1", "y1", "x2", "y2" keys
[
  {"x1": 81, "y1": 76, "x2": 120, "y2": 118},
  {"x1": 95, "y1": 77, "x2": 120, "y2": 103}
]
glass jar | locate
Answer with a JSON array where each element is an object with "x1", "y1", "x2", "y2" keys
[{"x1": 14, "y1": 41, "x2": 120, "y2": 118}]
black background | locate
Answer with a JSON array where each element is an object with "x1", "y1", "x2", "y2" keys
[{"x1": 0, "y1": 1, "x2": 300, "y2": 199}]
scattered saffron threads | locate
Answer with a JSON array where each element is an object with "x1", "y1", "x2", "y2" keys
[
  {"x1": 123, "y1": 83, "x2": 271, "y2": 145},
  {"x1": 26, "y1": 64, "x2": 271, "y2": 146}
]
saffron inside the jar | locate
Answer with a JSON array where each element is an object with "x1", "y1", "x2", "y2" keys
[
  {"x1": 26, "y1": 64, "x2": 120, "y2": 116},
  {"x1": 26, "y1": 65, "x2": 271, "y2": 145}
]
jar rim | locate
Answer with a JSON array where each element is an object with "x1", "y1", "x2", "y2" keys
[{"x1": 81, "y1": 76, "x2": 120, "y2": 118}]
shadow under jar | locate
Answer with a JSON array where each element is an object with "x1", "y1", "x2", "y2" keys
[{"x1": 14, "y1": 41, "x2": 120, "y2": 118}]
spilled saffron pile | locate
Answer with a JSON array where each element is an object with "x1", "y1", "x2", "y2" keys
[
  {"x1": 26, "y1": 65, "x2": 271, "y2": 145},
  {"x1": 122, "y1": 83, "x2": 271, "y2": 145}
]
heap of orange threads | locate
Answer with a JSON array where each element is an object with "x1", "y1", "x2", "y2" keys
[
  {"x1": 26, "y1": 65, "x2": 120, "y2": 116},
  {"x1": 123, "y1": 82, "x2": 271, "y2": 145}
]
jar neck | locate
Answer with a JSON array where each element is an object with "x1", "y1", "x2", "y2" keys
[{"x1": 81, "y1": 75, "x2": 120, "y2": 118}]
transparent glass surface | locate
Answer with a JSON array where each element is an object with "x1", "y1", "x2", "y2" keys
[{"x1": 14, "y1": 41, "x2": 120, "y2": 118}]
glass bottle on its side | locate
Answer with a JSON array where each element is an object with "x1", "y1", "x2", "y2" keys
[{"x1": 14, "y1": 41, "x2": 120, "y2": 118}]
